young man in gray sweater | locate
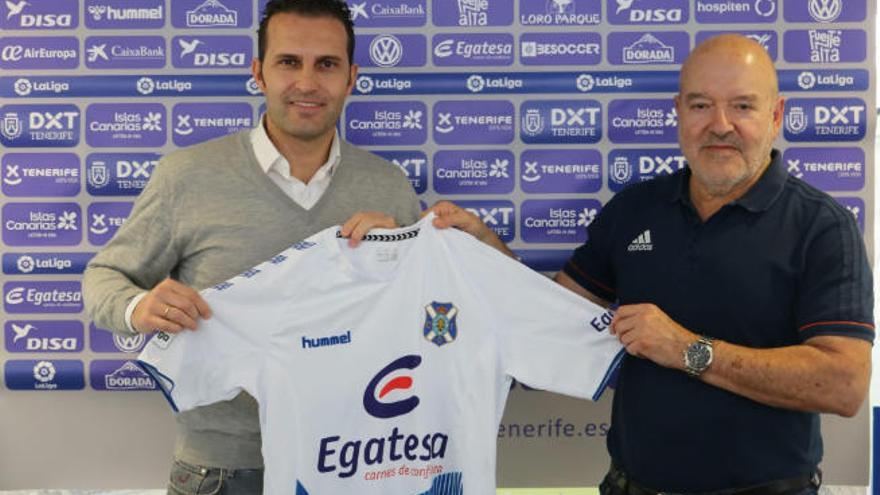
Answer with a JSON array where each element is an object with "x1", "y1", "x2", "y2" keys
[{"x1": 83, "y1": 1, "x2": 420, "y2": 492}]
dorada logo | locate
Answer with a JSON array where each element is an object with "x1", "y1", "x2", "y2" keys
[
  {"x1": 105, "y1": 361, "x2": 155, "y2": 389},
  {"x1": 809, "y1": 0, "x2": 841, "y2": 22},
  {"x1": 5, "y1": 0, "x2": 74, "y2": 28},
  {"x1": 614, "y1": 0, "x2": 683, "y2": 22},
  {"x1": 363, "y1": 354, "x2": 422, "y2": 419},
  {"x1": 423, "y1": 302, "x2": 458, "y2": 346},
  {"x1": 786, "y1": 106, "x2": 808, "y2": 134},
  {"x1": 186, "y1": 0, "x2": 237, "y2": 27},
  {"x1": 798, "y1": 71, "x2": 817, "y2": 90},
  {"x1": 369, "y1": 35, "x2": 403, "y2": 67},
  {"x1": 623, "y1": 33, "x2": 674, "y2": 64},
  {"x1": 456, "y1": 0, "x2": 489, "y2": 26}
]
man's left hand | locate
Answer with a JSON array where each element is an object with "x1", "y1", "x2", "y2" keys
[
  {"x1": 339, "y1": 211, "x2": 397, "y2": 247},
  {"x1": 611, "y1": 303, "x2": 696, "y2": 370}
]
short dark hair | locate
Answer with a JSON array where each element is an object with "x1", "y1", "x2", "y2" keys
[{"x1": 257, "y1": 0, "x2": 355, "y2": 64}]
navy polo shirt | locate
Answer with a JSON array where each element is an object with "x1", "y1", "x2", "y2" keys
[{"x1": 564, "y1": 150, "x2": 873, "y2": 492}]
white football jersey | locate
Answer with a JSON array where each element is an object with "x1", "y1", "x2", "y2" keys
[{"x1": 138, "y1": 214, "x2": 624, "y2": 494}]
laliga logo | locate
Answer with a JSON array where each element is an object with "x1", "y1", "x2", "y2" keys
[
  {"x1": 576, "y1": 74, "x2": 595, "y2": 92},
  {"x1": 369, "y1": 35, "x2": 403, "y2": 67},
  {"x1": 16, "y1": 255, "x2": 35, "y2": 273},
  {"x1": 33, "y1": 361, "x2": 56, "y2": 383},
  {"x1": 13, "y1": 78, "x2": 32, "y2": 96},
  {"x1": 467, "y1": 74, "x2": 485, "y2": 93},
  {"x1": 245, "y1": 77, "x2": 262, "y2": 95},
  {"x1": 136, "y1": 77, "x2": 156, "y2": 95},
  {"x1": 363, "y1": 355, "x2": 421, "y2": 419},
  {"x1": 355, "y1": 75, "x2": 374, "y2": 94},
  {"x1": 798, "y1": 71, "x2": 817, "y2": 90},
  {"x1": 809, "y1": 0, "x2": 841, "y2": 22}
]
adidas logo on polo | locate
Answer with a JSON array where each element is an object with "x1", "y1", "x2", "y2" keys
[{"x1": 627, "y1": 230, "x2": 653, "y2": 252}]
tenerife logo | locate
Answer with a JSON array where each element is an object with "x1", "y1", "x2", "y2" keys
[
  {"x1": 433, "y1": 34, "x2": 514, "y2": 66},
  {"x1": 174, "y1": 36, "x2": 250, "y2": 68},
  {"x1": 172, "y1": 103, "x2": 252, "y2": 147},
  {"x1": 783, "y1": 147, "x2": 863, "y2": 191},
  {"x1": 186, "y1": 0, "x2": 237, "y2": 27},
  {"x1": 623, "y1": 34, "x2": 674, "y2": 64},
  {"x1": 521, "y1": 199, "x2": 600, "y2": 243},
  {"x1": 2, "y1": 0, "x2": 76, "y2": 29},
  {"x1": 346, "y1": 102, "x2": 427, "y2": 146},
  {"x1": 370, "y1": 35, "x2": 403, "y2": 67},
  {"x1": 520, "y1": 149, "x2": 602, "y2": 194},
  {"x1": 808, "y1": 0, "x2": 841, "y2": 22},
  {"x1": 610, "y1": 0, "x2": 686, "y2": 24},
  {"x1": 86, "y1": 0, "x2": 164, "y2": 28},
  {"x1": 103, "y1": 361, "x2": 156, "y2": 390},
  {"x1": 2, "y1": 152, "x2": 81, "y2": 198},
  {"x1": 6, "y1": 321, "x2": 82, "y2": 352},
  {"x1": 423, "y1": 302, "x2": 458, "y2": 346},
  {"x1": 88, "y1": 202, "x2": 131, "y2": 246},
  {"x1": 363, "y1": 354, "x2": 422, "y2": 419},
  {"x1": 432, "y1": 100, "x2": 514, "y2": 145}
]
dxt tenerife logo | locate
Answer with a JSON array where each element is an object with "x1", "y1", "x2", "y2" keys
[
  {"x1": 520, "y1": 149, "x2": 602, "y2": 194},
  {"x1": 86, "y1": 103, "x2": 166, "y2": 148},
  {"x1": 784, "y1": 98, "x2": 865, "y2": 142},
  {"x1": 695, "y1": 0, "x2": 777, "y2": 22},
  {"x1": 433, "y1": 33, "x2": 514, "y2": 66},
  {"x1": 374, "y1": 151, "x2": 428, "y2": 194},
  {"x1": 458, "y1": 200, "x2": 515, "y2": 242},
  {"x1": 178, "y1": 0, "x2": 243, "y2": 28},
  {"x1": 3, "y1": 252, "x2": 91, "y2": 275},
  {"x1": 607, "y1": 148, "x2": 686, "y2": 191},
  {"x1": 521, "y1": 199, "x2": 600, "y2": 243},
  {"x1": 433, "y1": 150, "x2": 514, "y2": 194},
  {"x1": 85, "y1": 36, "x2": 165, "y2": 69},
  {"x1": 4, "y1": 281, "x2": 83, "y2": 314},
  {"x1": 2, "y1": 152, "x2": 80, "y2": 198},
  {"x1": 783, "y1": 147, "x2": 864, "y2": 192},
  {"x1": 1, "y1": 0, "x2": 76, "y2": 29},
  {"x1": 346, "y1": 101, "x2": 426, "y2": 146},
  {"x1": 1, "y1": 37, "x2": 78, "y2": 70},
  {"x1": 95, "y1": 360, "x2": 156, "y2": 390},
  {"x1": 423, "y1": 302, "x2": 459, "y2": 347},
  {"x1": 433, "y1": 100, "x2": 514, "y2": 145},
  {"x1": 316, "y1": 354, "x2": 448, "y2": 479},
  {"x1": 5, "y1": 320, "x2": 83, "y2": 353},
  {"x1": 520, "y1": 0, "x2": 601, "y2": 25},
  {"x1": 86, "y1": 153, "x2": 158, "y2": 196},
  {"x1": 0, "y1": 105, "x2": 79, "y2": 148},
  {"x1": 520, "y1": 100, "x2": 601, "y2": 144},
  {"x1": 3, "y1": 203, "x2": 81, "y2": 246},
  {"x1": 85, "y1": 0, "x2": 164, "y2": 29},
  {"x1": 608, "y1": 99, "x2": 677, "y2": 143},
  {"x1": 173, "y1": 35, "x2": 251, "y2": 68},
  {"x1": 347, "y1": 0, "x2": 427, "y2": 28},
  {"x1": 608, "y1": 0, "x2": 687, "y2": 24}
]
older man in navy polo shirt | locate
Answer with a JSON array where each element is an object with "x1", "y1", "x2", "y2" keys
[{"x1": 429, "y1": 34, "x2": 873, "y2": 494}]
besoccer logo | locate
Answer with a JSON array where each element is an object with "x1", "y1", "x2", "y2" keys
[
  {"x1": 423, "y1": 302, "x2": 458, "y2": 347},
  {"x1": 362, "y1": 355, "x2": 422, "y2": 419},
  {"x1": 576, "y1": 74, "x2": 595, "y2": 92},
  {"x1": 467, "y1": 75, "x2": 485, "y2": 93},
  {"x1": 136, "y1": 77, "x2": 156, "y2": 95},
  {"x1": 13, "y1": 78, "x2": 32, "y2": 96},
  {"x1": 797, "y1": 71, "x2": 817, "y2": 90}
]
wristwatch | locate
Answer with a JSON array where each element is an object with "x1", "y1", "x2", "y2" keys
[{"x1": 683, "y1": 336, "x2": 714, "y2": 377}]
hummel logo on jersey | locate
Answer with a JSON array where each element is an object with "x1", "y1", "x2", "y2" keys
[
  {"x1": 627, "y1": 230, "x2": 653, "y2": 252},
  {"x1": 301, "y1": 330, "x2": 352, "y2": 350}
]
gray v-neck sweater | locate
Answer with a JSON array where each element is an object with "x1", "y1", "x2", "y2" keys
[{"x1": 84, "y1": 130, "x2": 420, "y2": 467}]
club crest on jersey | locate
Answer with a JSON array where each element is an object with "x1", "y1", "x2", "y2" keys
[{"x1": 423, "y1": 302, "x2": 458, "y2": 347}]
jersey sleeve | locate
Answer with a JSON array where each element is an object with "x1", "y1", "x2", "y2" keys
[
  {"x1": 795, "y1": 204, "x2": 874, "y2": 343},
  {"x1": 448, "y1": 229, "x2": 625, "y2": 401}
]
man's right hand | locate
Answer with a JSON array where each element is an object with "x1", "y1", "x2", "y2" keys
[
  {"x1": 131, "y1": 278, "x2": 212, "y2": 334},
  {"x1": 425, "y1": 201, "x2": 517, "y2": 258}
]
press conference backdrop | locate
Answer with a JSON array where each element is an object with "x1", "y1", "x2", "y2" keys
[{"x1": 0, "y1": 0, "x2": 875, "y2": 490}]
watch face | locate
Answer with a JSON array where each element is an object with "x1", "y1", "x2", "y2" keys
[{"x1": 686, "y1": 343, "x2": 710, "y2": 369}]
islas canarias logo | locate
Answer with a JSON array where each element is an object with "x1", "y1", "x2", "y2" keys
[{"x1": 315, "y1": 355, "x2": 449, "y2": 479}]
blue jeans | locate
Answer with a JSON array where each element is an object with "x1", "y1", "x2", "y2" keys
[{"x1": 167, "y1": 459, "x2": 263, "y2": 495}]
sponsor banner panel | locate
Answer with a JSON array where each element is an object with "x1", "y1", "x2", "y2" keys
[
  {"x1": 2, "y1": 152, "x2": 80, "y2": 197},
  {"x1": 433, "y1": 100, "x2": 515, "y2": 145},
  {"x1": 2, "y1": 202, "x2": 82, "y2": 246},
  {"x1": 520, "y1": 199, "x2": 601, "y2": 244},
  {"x1": 783, "y1": 98, "x2": 867, "y2": 142},
  {"x1": 90, "y1": 323, "x2": 152, "y2": 353},
  {"x1": 3, "y1": 280, "x2": 83, "y2": 314},
  {"x1": 372, "y1": 150, "x2": 429, "y2": 194},
  {"x1": 345, "y1": 101, "x2": 428, "y2": 146},
  {"x1": 355, "y1": 34, "x2": 427, "y2": 68},
  {"x1": 5, "y1": 320, "x2": 84, "y2": 353},
  {"x1": 432, "y1": 0, "x2": 513, "y2": 26},
  {"x1": 90, "y1": 359, "x2": 157, "y2": 391},
  {"x1": 433, "y1": 150, "x2": 515, "y2": 194},
  {"x1": 520, "y1": 100, "x2": 602, "y2": 144},
  {"x1": 5, "y1": 359, "x2": 85, "y2": 390},
  {"x1": 0, "y1": 0, "x2": 78, "y2": 30},
  {"x1": 87, "y1": 202, "x2": 133, "y2": 246},
  {"x1": 85, "y1": 153, "x2": 160, "y2": 196},
  {"x1": 606, "y1": 148, "x2": 686, "y2": 192},
  {"x1": 696, "y1": 30, "x2": 777, "y2": 60},
  {"x1": 84, "y1": 0, "x2": 166, "y2": 29},
  {"x1": 172, "y1": 102, "x2": 253, "y2": 147},
  {"x1": 3, "y1": 252, "x2": 94, "y2": 276},
  {"x1": 344, "y1": 0, "x2": 427, "y2": 27},
  {"x1": 84, "y1": 36, "x2": 166, "y2": 69},
  {"x1": 0, "y1": 104, "x2": 80, "y2": 148},
  {"x1": 455, "y1": 200, "x2": 516, "y2": 243},
  {"x1": 783, "y1": 147, "x2": 864, "y2": 192},
  {"x1": 520, "y1": 149, "x2": 602, "y2": 194}
]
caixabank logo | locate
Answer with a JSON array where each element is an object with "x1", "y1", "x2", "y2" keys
[
  {"x1": 0, "y1": 0, "x2": 77, "y2": 29},
  {"x1": 520, "y1": 100, "x2": 601, "y2": 144},
  {"x1": 373, "y1": 150, "x2": 428, "y2": 194},
  {"x1": 782, "y1": 29, "x2": 865, "y2": 64},
  {"x1": 3, "y1": 281, "x2": 83, "y2": 314},
  {"x1": 521, "y1": 199, "x2": 601, "y2": 244},
  {"x1": 5, "y1": 320, "x2": 84, "y2": 353},
  {"x1": 0, "y1": 36, "x2": 78, "y2": 69},
  {"x1": 3, "y1": 202, "x2": 81, "y2": 246},
  {"x1": 172, "y1": 35, "x2": 252, "y2": 69},
  {"x1": 85, "y1": 0, "x2": 165, "y2": 29},
  {"x1": 607, "y1": 148, "x2": 685, "y2": 192},
  {"x1": 86, "y1": 153, "x2": 159, "y2": 196},
  {"x1": 432, "y1": 33, "x2": 514, "y2": 66},
  {"x1": 520, "y1": 149, "x2": 602, "y2": 194},
  {"x1": 355, "y1": 34, "x2": 426, "y2": 68},
  {"x1": 457, "y1": 200, "x2": 515, "y2": 242},
  {"x1": 3, "y1": 252, "x2": 93, "y2": 275},
  {"x1": 607, "y1": 0, "x2": 688, "y2": 24},
  {"x1": 432, "y1": 0, "x2": 512, "y2": 26},
  {"x1": 88, "y1": 202, "x2": 132, "y2": 246},
  {"x1": 345, "y1": 0, "x2": 427, "y2": 27},
  {"x1": 172, "y1": 102, "x2": 252, "y2": 147},
  {"x1": 86, "y1": 103, "x2": 166, "y2": 148},
  {"x1": 433, "y1": 100, "x2": 514, "y2": 145},
  {"x1": 783, "y1": 98, "x2": 866, "y2": 142},
  {"x1": 172, "y1": 0, "x2": 251, "y2": 28},
  {"x1": 783, "y1": 147, "x2": 864, "y2": 192},
  {"x1": 697, "y1": 31, "x2": 777, "y2": 60},
  {"x1": 519, "y1": 32, "x2": 601, "y2": 66},
  {"x1": 5, "y1": 359, "x2": 85, "y2": 390},
  {"x1": 520, "y1": 0, "x2": 601, "y2": 25},
  {"x1": 694, "y1": 0, "x2": 777, "y2": 23},
  {"x1": 607, "y1": 32, "x2": 688, "y2": 65},
  {"x1": 783, "y1": 0, "x2": 865, "y2": 23},
  {"x1": 433, "y1": 150, "x2": 514, "y2": 195},
  {"x1": 90, "y1": 323, "x2": 151, "y2": 353},
  {"x1": 2, "y1": 152, "x2": 80, "y2": 198},
  {"x1": 346, "y1": 101, "x2": 426, "y2": 146},
  {"x1": 85, "y1": 36, "x2": 166, "y2": 69},
  {"x1": 608, "y1": 99, "x2": 677, "y2": 143},
  {"x1": 0, "y1": 104, "x2": 80, "y2": 148},
  {"x1": 91, "y1": 360, "x2": 156, "y2": 391}
]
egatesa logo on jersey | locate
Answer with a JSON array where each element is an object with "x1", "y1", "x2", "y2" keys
[{"x1": 316, "y1": 354, "x2": 448, "y2": 479}]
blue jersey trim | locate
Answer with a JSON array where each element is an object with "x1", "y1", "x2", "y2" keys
[
  {"x1": 593, "y1": 349, "x2": 626, "y2": 401},
  {"x1": 135, "y1": 360, "x2": 179, "y2": 413}
]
